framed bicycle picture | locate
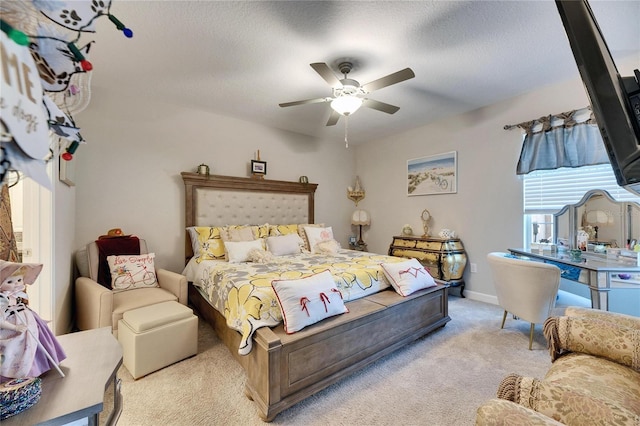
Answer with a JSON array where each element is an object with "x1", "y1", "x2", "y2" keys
[
  {"x1": 251, "y1": 160, "x2": 267, "y2": 175},
  {"x1": 407, "y1": 151, "x2": 457, "y2": 196}
]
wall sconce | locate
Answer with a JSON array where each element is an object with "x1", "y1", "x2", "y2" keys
[{"x1": 347, "y1": 176, "x2": 365, "y2": 206}]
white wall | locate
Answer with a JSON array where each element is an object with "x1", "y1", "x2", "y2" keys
[
  {"x1": 73, "y1": 87, "x2": 357, "y2": 274},
  {"x1": 54, "y1": 158, "x2": 75, "y2": 334}
]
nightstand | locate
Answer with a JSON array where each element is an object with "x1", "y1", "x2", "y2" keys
[
  {"x1": 388, "y1": 235, "x2": 467, "y2": 297},
  {"x1": 349, "y1": 242, "x2": 368, "y2": 252}
]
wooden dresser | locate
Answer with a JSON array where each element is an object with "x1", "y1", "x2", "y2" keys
[{"x1": 388, "y1": 235, "x2": 468, "y2": 296}]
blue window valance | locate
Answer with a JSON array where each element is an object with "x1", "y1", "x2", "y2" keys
[{"x1": 507, "y1": 107, "x2": 610, "y2": 175}]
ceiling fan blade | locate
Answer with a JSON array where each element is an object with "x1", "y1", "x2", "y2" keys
[
  {"x1": 361, "y1": 68, "x2": 415, "y2": 92},
  {"x1": 363, "y1": 98, "x2": 400, "y2": 114},
  {"x1": 310, "y1": 63, "x2": 342, "y2": 88},
  {"x1": 326, "y1": 110, "x2": 341, "y2": 126},
  {"x1": 279, "y1": 97, "x2": 330, "y2": 108}
]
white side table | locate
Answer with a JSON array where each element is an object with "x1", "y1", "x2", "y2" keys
[{"x1": 4, "y1": 327, "x2": 123, "y2": 426}]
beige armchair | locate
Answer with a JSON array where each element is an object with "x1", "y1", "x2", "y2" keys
[
  {"x1": 486, "y1": 252, "x2": 561, "y2": 350},
  {"x1": 75, "y1": 239, "x2": 187, "y2": 336},
  {"x1": 476, "y1": 307, "x2": 640, "y2": 425}
]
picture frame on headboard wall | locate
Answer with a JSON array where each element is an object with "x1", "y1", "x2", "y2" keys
[
  {"x1": 407, "y1": 151, "x2": 457, "y2": 196},
  {"x1": 251, "y1": 160, "x2": 267, "y2": 176}
]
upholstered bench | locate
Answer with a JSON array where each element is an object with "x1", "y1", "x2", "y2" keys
[{"x1": 118, "y1": 301, "x2": 198, "y2": 379}]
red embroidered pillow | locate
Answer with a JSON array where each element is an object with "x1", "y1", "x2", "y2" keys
[
  {"x1": 381, "y1": 258, "x2": 436, "y2": 296},
  {"x1": 272, "y1": 270, "x2": 348, "y2": 334}
]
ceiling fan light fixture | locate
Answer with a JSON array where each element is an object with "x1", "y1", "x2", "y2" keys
[{"x1": 330, "y1": 95, "x2": 363, "y2": 116}]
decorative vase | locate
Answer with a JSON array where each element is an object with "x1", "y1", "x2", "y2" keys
[
  {"x1": 438, "y1": 229, "x2": 456, "y2": 239},
  {"x1": 402, "y1": 225, "x2": 413, "y2": 236},
  {"x1": 197, "y1": 164, "x2": 210, "y2": 175}
]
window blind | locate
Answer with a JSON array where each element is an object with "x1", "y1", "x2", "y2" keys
[{"x1": 523, "y1": 163, "x2": 640, "y2": 213}]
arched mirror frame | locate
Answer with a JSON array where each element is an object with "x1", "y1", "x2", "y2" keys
[{"x1": 553, "y1": 189, "x2": 640, "y2": 251}]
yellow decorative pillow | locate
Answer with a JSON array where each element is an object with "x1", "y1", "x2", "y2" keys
[
  {"x1": 256, "y1": 223, "x2": 270, "y2": 239},
  {"x1": 187, "y1": 226, "x2": 226, "y2": 262},
  {"x1": 269, "y1": 224, "x2": 299, "y2": 236}
]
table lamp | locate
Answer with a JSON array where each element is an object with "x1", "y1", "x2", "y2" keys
[
  {"x1": 351, "y1": 209, "x2": 371, "y2": 245},
  {"x1": 584, "y1": 209, "x2": 612, "y2": 240}
]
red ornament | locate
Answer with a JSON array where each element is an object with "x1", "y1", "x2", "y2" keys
[
  {"x1": 80, "y1": 60, "x2": 93, "y2": 71},
  {"x1": 61, "y1": 152, "x2": 73, "y2": 161}
]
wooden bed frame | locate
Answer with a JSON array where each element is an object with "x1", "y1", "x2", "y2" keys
[{"x1": 182, "y1": 172, "x2": 450, "y2": 421}]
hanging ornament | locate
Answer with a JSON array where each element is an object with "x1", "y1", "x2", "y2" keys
[
  {"x1": 61, "y1": 140, "x2": 81, "y2": 161},
  {"x1": 108, "y1": 14, "x2": 133, "y2": 38},
  {"x1": 42, "y1": 95, "x2": 81, "y2": 141},
  {"x1": 66, "y1": 42, "x2": 93, "y2": 71},
  {"x1": 35, "y1": 0, "x2": 111, "y2": 33},
  {"x1": 0, "y1": 19, "x2": 30, "y2": 46},
  {"x1": 0, "y1": 31, "x2": 49, "y2": 161},
  {"x1": 28, "y1": 29, "x2": 93, "y2": 92},
  {"x1": 35, "y1": 1, "x2": 133, "y2": 38}
]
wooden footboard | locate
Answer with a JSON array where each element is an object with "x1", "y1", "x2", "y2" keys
[{"x1": 189, "y1": 284, "x2": 450, "y2": 421}]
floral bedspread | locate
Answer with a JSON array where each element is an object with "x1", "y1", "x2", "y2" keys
[{"x1": 190, "y1": 250, "x2": 405, "y2": 355}]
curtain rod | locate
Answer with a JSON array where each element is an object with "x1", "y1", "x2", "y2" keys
[{"x1": 504, "y1": 106, "x2": 591, "y2": 130}]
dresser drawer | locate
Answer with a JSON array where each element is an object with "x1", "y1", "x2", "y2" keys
[{"x1": 388, "y1": 235, "x2": 468, "y2": 295}]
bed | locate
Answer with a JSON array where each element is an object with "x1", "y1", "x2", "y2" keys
[{"x1": 182, "y1": 172, "x2": 450, "y2": 421}]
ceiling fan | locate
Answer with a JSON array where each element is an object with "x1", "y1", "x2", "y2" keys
[{"x1": 279, "y1": 61, "x2": 415, "y2": 126}]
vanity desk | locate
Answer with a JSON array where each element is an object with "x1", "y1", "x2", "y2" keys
[
  {"x1": 508, "y1": 248, "x2": 640, "y2": 311},
  {"x1": 512, "y1": 189, "x2": 640, "y2": 311}
]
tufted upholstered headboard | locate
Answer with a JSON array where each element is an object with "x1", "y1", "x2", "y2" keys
[{"x1": 181, "y1": 172, "x2": 318, "y2": 259}]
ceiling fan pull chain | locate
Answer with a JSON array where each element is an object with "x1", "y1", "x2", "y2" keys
[{"x1": 344, "y1": 115, "x2": 349, "y2": 148}]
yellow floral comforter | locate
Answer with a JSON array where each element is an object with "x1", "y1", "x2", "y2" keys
[{"x1": 189, "y1": 250, "x2": 405, "y2": 355}]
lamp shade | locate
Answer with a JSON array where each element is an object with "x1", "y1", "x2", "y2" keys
[
  {"x1": 351, "y1": 209, "x2": 371, "y2": 226},
  {"x1": 331, "y1": 95, "x2": 363, "y2": 116},
  {"x1": 585, "y1": 210, "x2": 613, "y2": 225}
]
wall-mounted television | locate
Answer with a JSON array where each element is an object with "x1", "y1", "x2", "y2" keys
[{"x1": 556, "y1": 0, "x2": 640, "y2": 194}]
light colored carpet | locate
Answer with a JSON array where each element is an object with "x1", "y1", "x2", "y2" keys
[{"x1": 113, "y1": 297, "x2": 553, "y2": 425}]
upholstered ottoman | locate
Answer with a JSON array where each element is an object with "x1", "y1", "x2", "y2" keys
[{"x1": 118, "y1": 301, "x2": 198, "y2": 379}]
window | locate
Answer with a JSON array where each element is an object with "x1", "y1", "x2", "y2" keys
[{"x1": 522, "y1": 163, "x2": 640, "y2": 248}]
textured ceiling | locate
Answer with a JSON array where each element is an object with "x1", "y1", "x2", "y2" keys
[{"x1": 86, "y1": 1, "x2": 640, "y2": 145}]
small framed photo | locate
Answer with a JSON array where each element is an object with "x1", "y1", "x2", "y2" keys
[{"x1": 251, "y1": 160, "x2": 267, "y2": 175}]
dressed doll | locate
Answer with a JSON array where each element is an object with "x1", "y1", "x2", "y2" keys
[{"x1": 0, "y1": 261, "x2": 66, "y2": 382}]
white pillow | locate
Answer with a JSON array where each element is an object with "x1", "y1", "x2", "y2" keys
[
  {"x1": 107, "y1": 253, "x2": 159, "y2": 291},
  {"x1": 266, "y1": 234, "x2": 303, "y2": 256},
  {"x1": 381, "y1": 258, "x2": 437, "y2": 296},
  {"x1": 303, "y1": 226, "x2": 334, "y2": 253},
  {"x1": 272, "y1": 270, "x2": 348, "y2": 334},
  {"x1": 225, "y1": 239, "x2": 265, "y2": 263}
]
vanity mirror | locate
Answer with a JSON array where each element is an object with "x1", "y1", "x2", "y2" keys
[{"x1": 554, "y1": 189, "x2": 640, "y2": 251}]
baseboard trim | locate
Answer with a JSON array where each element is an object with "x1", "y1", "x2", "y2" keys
[{"x1": 461, "y1": 290, "x2": 498, "y2": 306}]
